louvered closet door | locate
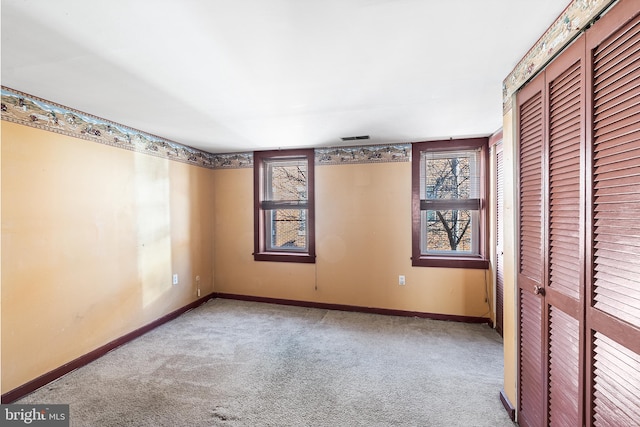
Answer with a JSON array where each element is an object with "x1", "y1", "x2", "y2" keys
[
  {"x1": 545, "y1": 35, "x2": 585, "y2": 427},
  {"x1": 496, "y1": 143, "x2": 504, "y2": 336},
  {"x1": 517, "y1": 73, "x2": 546, "y2": 427},
  {"x1": 586, "y1": 2, "x2": 640, "y2": 425}
]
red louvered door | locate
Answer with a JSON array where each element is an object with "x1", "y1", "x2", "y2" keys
[
  {"x1": 496, "y1": 143, "x2": 504, "y2": 336},
  {"x1": 517, "y1": 34, "x2": 586, "y2": 427},
  {"x1": 545, "y1": 35, "x2": 585, "y2": 427},
  {"x1": 516, "y1": 1, "x2": 640, "y2": 425},
  {"x1": 586, "y1": 2, "x2": 640, "y2": 425},
  {"x1": 516, "y1": 0, "x2": 640, "y2": 427},
  {"x1": 517, "y1": 73, "x2": 546, "y2": 427}
]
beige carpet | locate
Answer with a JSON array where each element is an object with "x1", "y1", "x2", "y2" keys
[{"x1": 18, "y1": 299, "x2": 514, "y2": 426}]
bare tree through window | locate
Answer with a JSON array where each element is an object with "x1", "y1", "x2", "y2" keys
[
  {"x1": 254, "y1": 149, "x2": 315, "y2": 263},
  {"x1": 422, "y1": 150, "x2": 478, "y2": 253},
  {"x1": 412, "y1": 138, "x2": 487, "y2": 269},
  {"x1": 266, "y1": 160, "x2": 308, "y2": 250}
]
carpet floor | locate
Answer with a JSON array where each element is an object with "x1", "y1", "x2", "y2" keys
[{"x1": 18, "y1": 299, "x2": 514, "y2": 426}]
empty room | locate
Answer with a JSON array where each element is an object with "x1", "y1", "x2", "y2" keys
[{"x1": 2, "y1": 0, "x2": 639, "y2": 426}]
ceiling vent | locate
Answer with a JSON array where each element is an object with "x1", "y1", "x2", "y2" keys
[{"x1": 340, "y1": 135, "x2": 370, "y2": 141}]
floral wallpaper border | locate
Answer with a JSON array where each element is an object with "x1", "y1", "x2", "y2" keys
[
  {"x1": 0, "y1": 87, "x2": 233, "y2": 169},
  {"x1": 315, "y1": 144, "x2": 410, "y2": 165},
  {"x1": 1, "y1": 87, "x2": 411, "y2": 168},
  {"x1": 502, "y1": 0, "x2": 615, "y2": 112}
]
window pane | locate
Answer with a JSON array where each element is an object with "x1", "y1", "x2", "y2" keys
[
  {"x1": 421, "y1": 150, "x2": 479, "y2": 200},
  {"x1": 265, "y1": 159, "x2": 307, "y2": 202},
  {"x1": 421, "y1": 209, "x2": 476, "y2": 254},
  {"x1": 411, "y1": 138, "x2": 488, "y2": 268},
  {"x1": 266, "y1": 209, "x2": 307, "y2": 251},
  {"x1": 254, "y1": 149, "x2": 315, "y2": 263}
]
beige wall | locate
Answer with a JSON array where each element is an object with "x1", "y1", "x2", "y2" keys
[
  {"x1": 2, "y1": 119, "x2": 495, "y2": 395},
  {"x1": 501, "y1": 107, "x2": 518, "y2": 405},
  {"x1": 1, "y1": 122, "x2": 215, "y2": 393},
  {"x1": 214, "y1": 161, "x2": 493, "y2": 317}
]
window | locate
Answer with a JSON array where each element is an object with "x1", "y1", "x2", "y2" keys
[
  {"x1": 254, "y1": 149, "x2": 315, "y2": 263},
  {"x1": 412, "y1": 138, "x2": 489, "y2": 269}
]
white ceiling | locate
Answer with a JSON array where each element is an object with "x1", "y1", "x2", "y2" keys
[{"x1": 2, "y1": 0, "x2": 569, "y2": 154}]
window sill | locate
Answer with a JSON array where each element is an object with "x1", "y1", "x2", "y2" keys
[
  {"x1": 412, "y1": 256, "x2": 489, "y2": 269},
  {"x1": 254, "y1": 252, "x2": 316, "y2": 264}
]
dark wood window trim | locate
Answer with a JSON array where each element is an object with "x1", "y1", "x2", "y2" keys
[
  {"x1": 411, "y1": 138, "x2": 490, "y2": 269},
  {"x1": 253, "y1": 149, "x2": 316, "y2": 263}
]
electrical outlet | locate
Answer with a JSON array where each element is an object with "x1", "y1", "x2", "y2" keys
[
  {"x1": 172, "y1": 274, "x2": 178, "y2": 285},
  {"x1": 399, "y1": 275, "x2": 406, "y2": 285}
]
